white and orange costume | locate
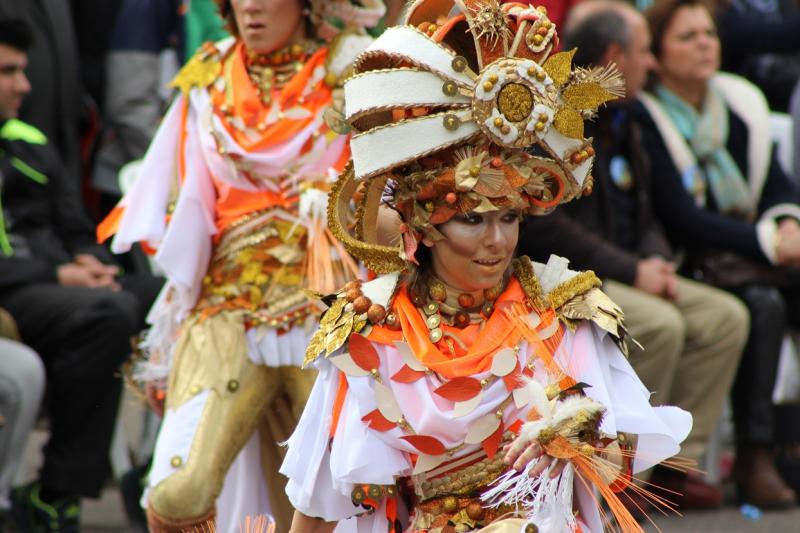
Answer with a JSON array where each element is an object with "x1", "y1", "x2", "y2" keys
[
  {"x1": 97, "y1": 1, "x2": 385, "y2": 531},
  {"x1": 281, "y1": 2, "x2": 692, "y2": 532}
]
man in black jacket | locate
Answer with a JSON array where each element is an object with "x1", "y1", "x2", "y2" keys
[
  {"x1": 0, "y1": 20, "x2": 161, "y2": 532},
  {"x1": 519, "y1": 0, "x2": 750, "y2": 510},
  {"x1": 0, "y1": 0, "x2": 83, "y2": 186}
]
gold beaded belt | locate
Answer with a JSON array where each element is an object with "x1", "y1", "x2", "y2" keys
[
  {"x1": 194, "y1": 211, "x2": 315, "y2": 327},
  {"x1": 413, "y1": 433, "x2": 517, "y2": 502},
  {"x1": 406, "y1": 436, "x2": 528, "y2": 532},
  {"x1": 411, "y1": 495, "x2": 522, "y2": 532}
]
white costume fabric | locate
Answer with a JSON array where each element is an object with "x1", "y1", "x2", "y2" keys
[{"x1": 282, "y1": 261, "x2": 692, "y2": 532}]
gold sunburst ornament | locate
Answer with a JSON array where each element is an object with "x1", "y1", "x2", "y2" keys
[
  {"x1": 469, "y1": 0, "x2": 513, "y2": 46},
  {"x1": 170, "y1": 44, "x2": 222, "y2": 95}
]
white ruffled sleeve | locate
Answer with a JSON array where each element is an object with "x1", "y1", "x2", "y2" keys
[
  {"x1": 558, "y1": 322, "x2": 693, "y2": 473},
  {"x1": 281, "y1": 359, "x2": 410, "y2": 524}
]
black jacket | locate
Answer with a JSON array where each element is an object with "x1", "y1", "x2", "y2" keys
[
  {"x1": 0, "y1": 119, "x2": 111, "y2": 291},
  {"x1": 632, "y1": 99, "x2": 800, "y2": 265},
  {"x1": 519, "y1": 100, "x2": 672, "y2": 284},
  {"x1": 0, "y1": 0, "x2": 83, "y2": 184}
]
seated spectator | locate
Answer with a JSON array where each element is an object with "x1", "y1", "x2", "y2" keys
[
  {"x1": 792, "y1": 79, "x2": 800, "y2": 181},
  {"x1": 0, "y1": 318, "x2": 45, "y2": 530},
  {"x1": 92, "y1": 0, "x2": 182, "y2": 198},
  {"x1": 0, "y1": 19, "x2": 162, "y2": 532},
  {"x1": 518, "y1": 0, "x2": 748, "y2": 511},
  {"x1": 0, "y1": 0, "x2": 83, "y2": 186},
  {"x1": 716, "y1": 0, "x2": 800, "y2": 113},
  {"x1": 637, "y1": 0, "x2": 800, "y2": 508}
]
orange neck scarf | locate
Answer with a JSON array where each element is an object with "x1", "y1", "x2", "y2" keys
[
  {"x1": 211, "y1": 42, "x2": 333, "y2": 152},
  {"x1": 369, "y1": 279, "x2": 530, "y2": 378}
]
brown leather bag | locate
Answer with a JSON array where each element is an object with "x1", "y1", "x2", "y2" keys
[{"x1": 690, "y1": 251, "x2": 800, "y2": 289}]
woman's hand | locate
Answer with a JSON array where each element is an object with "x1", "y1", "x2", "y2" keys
[{"x1": 503, "y1": 432, "x2": 567, "y2": 478}]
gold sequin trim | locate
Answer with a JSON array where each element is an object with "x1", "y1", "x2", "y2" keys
[
  {"x1": 327, "y1": 163, "x2": 407, "y2": 273},
  {"x1": 546, "y1": 270, "x2": 602, "y2": 310}
]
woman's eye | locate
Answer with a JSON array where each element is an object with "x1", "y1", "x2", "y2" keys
[
  {"x1": 456, "y1": 214, "x2": 482, "y2": 225},
  {"x1": 502, "y1": 213, "x2": 520, "y2": 223}
]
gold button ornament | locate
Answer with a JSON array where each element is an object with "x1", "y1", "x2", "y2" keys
[
  {"x1": 451, "y1": 56, "x2": 468, "y2": 72},
  {"x1": 443, "y1": 495, "x2": 458, "y2": 512},
  {"x1": 443, "y1": 113, "x2": 461, "y2": 131},
  {"x1": 442, "y1": 81, "x2": 458, "y2": 96}
]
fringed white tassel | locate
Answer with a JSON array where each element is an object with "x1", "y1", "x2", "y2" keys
[
  {"x1": 298, "y1": 187, "x2": 329, "y2": 224},
  {"x1": 525, "y1": 463, "x2": 576, "y2": 533},
  {"x1": 482, "y1": 458, "x2": 543, "y2": 508},
  {"x1": 134, "y1": 283, "x2": 185, "y2": 382},
  {"x1": 481, "y1": 460, "x2": 576, "y2": 533}
]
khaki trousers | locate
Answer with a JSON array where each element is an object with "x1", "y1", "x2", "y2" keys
[{"x1": 604, "y1": 277, "x2": 748, "y2": 462}]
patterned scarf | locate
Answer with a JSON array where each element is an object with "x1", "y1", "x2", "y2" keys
[{"x1": 656, "y1": 84, "x2": 755, "y2": 218}]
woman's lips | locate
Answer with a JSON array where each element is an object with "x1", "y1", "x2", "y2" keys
[{"x1": 474, "y1": 258, "x2": 503, "y2": 267}]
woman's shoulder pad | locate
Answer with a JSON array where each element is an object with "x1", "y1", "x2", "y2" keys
[
  {"x1": 518, "y1": 255, "x2": 633, "y2": 355},
  {"x1": 303, "y1": 272, "x2": 401, "y2": 366}
]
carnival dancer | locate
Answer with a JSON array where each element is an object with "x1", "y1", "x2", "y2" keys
[
  {"x1": 97, "y1": 0, "x2": 386, "y2": 531},
  {"x1": 282, "y1": 1, "x2": 692, "y2": 532}
]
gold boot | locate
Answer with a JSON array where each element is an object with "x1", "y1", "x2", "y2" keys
[{"x1": 147, "y1": 505, "x2": 216, "y2": 533}]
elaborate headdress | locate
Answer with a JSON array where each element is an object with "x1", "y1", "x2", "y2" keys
[{"x1": 328, "y1": 0, "x2": 624, "y2": 273}]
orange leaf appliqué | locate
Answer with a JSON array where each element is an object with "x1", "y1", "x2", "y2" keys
[
  {"x1": 361, "y1": 409, "x2": 397, "y2": 432},
  {"x1": 391, "y1": 365, "x2": 426, "y2": 383},
  {"x1": 348, "y1": 333, "x2": 380, "y2": 372},
  {"x1": 400, "y1": 435, "x2": 447, "y2": 456},
  {"x1": 482, "y1": 421, "x2": 504, "y2": 459},
  {"x1": 434, "y1": 377, "x2": 482, "y2": 401},
  {"x1": 503, "y1": 362, "x2": 523, "y2": 391}
]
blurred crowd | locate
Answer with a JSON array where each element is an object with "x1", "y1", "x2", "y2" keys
[{"x1": 1, "y1": 0, "x2": 800, "y2": 531}]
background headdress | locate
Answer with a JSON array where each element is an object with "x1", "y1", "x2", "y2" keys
[{"x1": 328, "y1": 0, "x2": 624, "y2": 273}]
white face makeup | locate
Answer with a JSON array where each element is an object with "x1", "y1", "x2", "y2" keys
[{"x1": 425, "y1": 208, "x2": 520, "y2": 293}]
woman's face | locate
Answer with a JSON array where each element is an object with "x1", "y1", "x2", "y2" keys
[
  {"x1": 656, "y1": 5, "x2": 720, "y2": 86},
  {"x1": 425, "y1": 209, "x2": 520, "y2": 293},
  {"x1": 231, "y1": 0, "x2": 305, "y2": 54}
]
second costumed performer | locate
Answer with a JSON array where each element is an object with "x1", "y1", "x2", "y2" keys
[
  {"x1": 282, "y1": 1, "x2": 692, "y2": 532},
  {"x1": 97, "y1": 0, "x2": 386, "y2": 531}
]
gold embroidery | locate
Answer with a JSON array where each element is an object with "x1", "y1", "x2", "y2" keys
[
  {"x1": 512, "y1": 256, "x2": 546, "y2": 309},
  {"x1": 546, "y1": 270, "x2": 602, "y2": 310},
  {"x1": 327, "y1": 164, "x2": 407, "y2": 273},
  {"x1": 193, "y1": 216, "x2": 314, "y2": 328},
  {"x1": 170, "y1": 44, "x2": 222, "y2": 95},
  {"x1": 513, "y1": 257, "x2": 629, "y2": 352}
]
